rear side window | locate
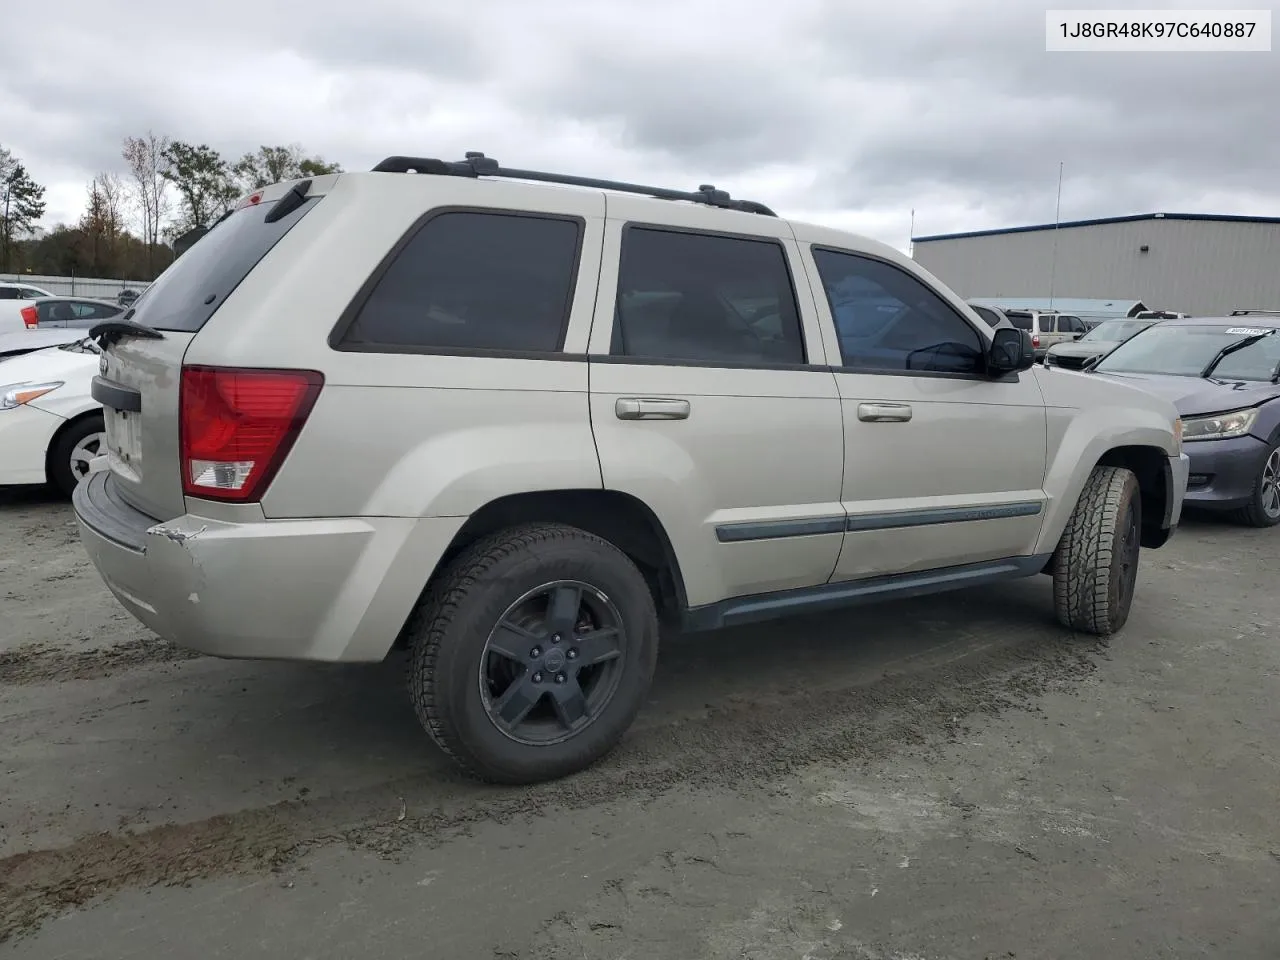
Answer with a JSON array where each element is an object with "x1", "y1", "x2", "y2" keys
[
  {"x1": 340, "y1": 211, "x2": 583, "y2": 353},
  {"x1": 0, "y1": 288, "x2": 18, "y2": 300},
  {"x1": 1006, "y1": 312, "x2": 1033, "y2": 331},
  {"x1": 129, "y1": 197, "x2": 321, "y2": 332},
  {"x1": 612, "y1": 228, "x2": 805, "y2": 365}
]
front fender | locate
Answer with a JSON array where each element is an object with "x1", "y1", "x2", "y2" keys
[{"x1": 1034, "y1": 404, "x2": 1179, "y2": 555}]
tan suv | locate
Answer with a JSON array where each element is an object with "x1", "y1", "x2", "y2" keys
[
  {"x1": 73, "y1": 153, "x2": 1189, "y2": 784},
  {"x1": 1003, "y1": 310, "x2": 1088, "y2": 360}
]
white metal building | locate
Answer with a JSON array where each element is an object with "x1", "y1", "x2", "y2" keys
[{"x1": 911, "y1": 213, "x2": 1280, "y2": 318}]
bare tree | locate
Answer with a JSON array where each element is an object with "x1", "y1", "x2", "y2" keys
[
  {"x1": 122, "y1": 131, "x2": 171, "y2": 277},
  {"x1": 80, "y1": 172, "x2": 129, "y2": 274}
]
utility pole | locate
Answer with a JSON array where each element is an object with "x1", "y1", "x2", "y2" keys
[{"x1": 1048, "y1": 161, "x2": 1064, "y2": 310}]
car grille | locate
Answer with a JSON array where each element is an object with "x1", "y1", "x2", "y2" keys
[{"x1": 1046, "y1": 354, "x2": 1087, "y2": 370}]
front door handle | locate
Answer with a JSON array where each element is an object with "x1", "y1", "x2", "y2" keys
[
  {"x1": 615, "y1": 397, "x2": 691, "y2": 421},
  {"x1": 857, "y1": 402, "x2": 913, "y2": 422}
]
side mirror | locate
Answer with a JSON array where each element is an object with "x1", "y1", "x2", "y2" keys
[{"x1": 988, "y1": 327, "x2": 1035, "y2": 375}]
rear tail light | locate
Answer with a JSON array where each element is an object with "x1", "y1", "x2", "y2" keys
[
  {"x1": 1031, "y1": 334, "x2": 1040, "y2": 348},
  {"x1": 179, "y1": 366, "x2": 323, "y2": 502},
  {"x1": 20, "y1": 306, "x2": 37, "y2": 328}
]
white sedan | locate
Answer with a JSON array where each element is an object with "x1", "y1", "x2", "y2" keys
[{"x1": 0, "y1": 338, "x2": 103, "y2": 496}]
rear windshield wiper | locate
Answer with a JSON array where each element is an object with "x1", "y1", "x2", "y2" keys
[
  {"x1": 89, "y1": 317, "x2": 165, "y2": 349},
  {"x1": 1200, "y1": 331, "x2": 1273, "y2": 379}
]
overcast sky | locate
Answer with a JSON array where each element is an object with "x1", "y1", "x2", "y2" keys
[{"x1": 2, "y1": 0, "x2": 1276, "y2": 251}]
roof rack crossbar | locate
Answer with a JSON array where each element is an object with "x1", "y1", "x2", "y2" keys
[
  {"x1": 370, "y1": 152, "x2": 778, "y2": 217},
  {"x1": 1230, "y1": 309, "x2": 1280, "y2": 316}
]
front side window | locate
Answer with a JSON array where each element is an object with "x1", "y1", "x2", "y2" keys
[
  {"x1": 611, "y1": 228, "x2": 805, "y2": 365},
  {"x1": 344, "y1": 211, "x2": 582, "y2": 353},
  {"x1": 813, "y1": 249, "x2": 985, "y2": 375}
]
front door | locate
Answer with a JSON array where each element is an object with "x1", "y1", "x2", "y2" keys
[
  {"x1": 802, "y1": 246, "x2": 1050, "y2": 581},
  {"x1": 587, "y1": 214, "x2": 845, "y2": 609}
]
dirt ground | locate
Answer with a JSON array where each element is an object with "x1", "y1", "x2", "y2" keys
[{"x1": 2, "y1": 485, "x2": 1278, "y2": 959}]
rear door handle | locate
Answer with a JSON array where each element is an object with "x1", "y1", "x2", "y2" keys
[
  {"x1": 857, "y1": 402, "x2": 912, "y2": 422},
  {"x1": 615, "y1": 398, "x2": 691, "y2": 421}
]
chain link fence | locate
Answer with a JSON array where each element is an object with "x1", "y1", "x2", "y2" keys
[{"x1": 1, "y1": 274, "x2": 153, "y2": 301}]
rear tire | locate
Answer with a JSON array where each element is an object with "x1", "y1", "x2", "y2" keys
[
  {"x1": 1051, "y1": 466, "x2": 1142, "y2": 635},
  {"x1": 1226, "y1": 440, "x2": 1280, "y2": 528},
  {"x1": 407, "y1": 523, "x2": 659, "y2": 785},
  {"x1": 48, "y1": 414, "x2": 105, "y2": 498}
]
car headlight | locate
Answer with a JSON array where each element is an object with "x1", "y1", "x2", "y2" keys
[
  {"x1": 0, "y1": 381, "x2": 64, "y2": 410},
  {"x1": 1180, "y1": 407, "x2": 1259, "y2": 442}
]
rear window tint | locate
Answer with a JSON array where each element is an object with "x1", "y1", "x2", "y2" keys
[
  {"x1": 1006, "y1": 312, "x2": 1033, "y2": 331},
  {"x1": 0, "y1": 289, "x2": 18, "y2": 300},
  {"x1": 338, "y1": 211, "x2": 583, "y2": 353},
  {"x1": 128, "y1": 197, "x2": 320, "y2": 332}
]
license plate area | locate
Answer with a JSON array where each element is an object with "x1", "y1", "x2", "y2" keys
[{"x1": 105, "y1": 408, "x2": 143, "y2": 479}]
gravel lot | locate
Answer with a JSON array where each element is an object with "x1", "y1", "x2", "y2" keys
[{"x1": 2, "y1": 487, "x2": 1278, "y2": 959}]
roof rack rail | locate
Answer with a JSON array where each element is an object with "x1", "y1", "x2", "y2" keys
[
  {"x1": 370, "y1": 152, "x2": 778, "y2": 217},
  {"x1": 1230, "y1": 309, "x2": 1280, "y2": 316}
]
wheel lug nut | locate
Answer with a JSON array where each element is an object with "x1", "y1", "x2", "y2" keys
[
  {"x1": 530, "y1": 646, "x2": 541, "y2": 658},
  {"x1": 567, "y1": 649, "x2": 577, "y2": 660},
  {"x1": 533, "y1": 672, "x2": 543, "y2": 683},
  {"x1": 555, "y1": 673, "x2": 566, "y2": 684},
  {"x1": 552, "y1": 634, "x2": 562, "y2": 644}
]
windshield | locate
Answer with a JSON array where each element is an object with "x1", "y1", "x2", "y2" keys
[
  {"x1": 1095, "y1": 324, "x2": 1280, "y2": 380},
  {"x1": 1083, "y1": 319, "x2": 1153, "y2": 343}
]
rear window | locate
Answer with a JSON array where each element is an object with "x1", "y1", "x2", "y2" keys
[
  {"x1": 338, "y1": 210, "x2": 583, "y2": 353},
  {"x1": 128, "y1": 196, "x2": 321, "y2": 332}
]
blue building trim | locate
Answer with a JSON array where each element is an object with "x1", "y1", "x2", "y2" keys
[{"x1": 912, "y1": 212, "x2": 1280, "y2": 244}]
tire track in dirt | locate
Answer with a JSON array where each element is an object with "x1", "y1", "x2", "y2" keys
[
  {"x1": 0, "y1": 638, "x2": 202, "y2": 686},
  {"x1": 0, "y1": 629, "x2": 1105, "y2": 944}
]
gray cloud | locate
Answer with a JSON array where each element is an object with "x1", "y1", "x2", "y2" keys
[{"x1": 1, "y1": 0, "x2": 1276, "y2": 248}]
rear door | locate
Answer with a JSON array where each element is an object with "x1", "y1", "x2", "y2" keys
[
  {"x1": 586, "y1": 207, "x2": 844, "y2": 608},
  {"x1": 93, "y1": 187, "x2": 325, "y2": 520}
]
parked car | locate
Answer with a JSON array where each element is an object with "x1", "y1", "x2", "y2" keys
[
  {"x1": 1002, "y1": 309, "x2": 1088, "y2": 360},
  {"x1": 1044, "y1": 317, "x2": 1161, "y2": 371},
  {"x1": 19, "y1": 296, "x2": 124, "y2": 330},
  {"x1": 0, "y1": 338, "x2": 104, "y2": 496},
  {"x1": 74, "y1": 154, "x2": 1188, "y2": 785},
  {"x1": 117, "y1": 288, "x2": 141, "y2": 307},
  {"x1": 0, "y1": 297, "x2": 124, "y2": 359},
  {"x1": 0, "y1": 282, "x2": 57, "y2": 333},
  {"x1": 1090, "y1": 316, "x2": 1280, "y2": 527}
]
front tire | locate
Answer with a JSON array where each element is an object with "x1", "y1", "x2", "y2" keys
[
  {"x1": 407, "y1": 523, "x2": 659, "y2": 785},
  {"x1": 1052, "y1": 466, "x2": 1142, "y2": 635},
  {"x1": 1227, "y1": 440, "x2": 1280, "y2": 528},
  {"x1": 49, "y1": 414, "x2": 105, "y2": 498}
]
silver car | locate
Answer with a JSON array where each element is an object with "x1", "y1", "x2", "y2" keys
[{"x1": 72, "y1": 155, "x2": 1189, "y2": 784}]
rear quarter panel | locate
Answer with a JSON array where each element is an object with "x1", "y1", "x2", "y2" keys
[{"x1": 180, "y1": 173, "x2": 610, "y2": 520}]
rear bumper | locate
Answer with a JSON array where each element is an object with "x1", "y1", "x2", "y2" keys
[
  {"x1": 1183, "y1": 435, "x2": 1269, "y2": 511},
  {"x1": 73, "y1": 470, "x2": 465, "y2": 662}
]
